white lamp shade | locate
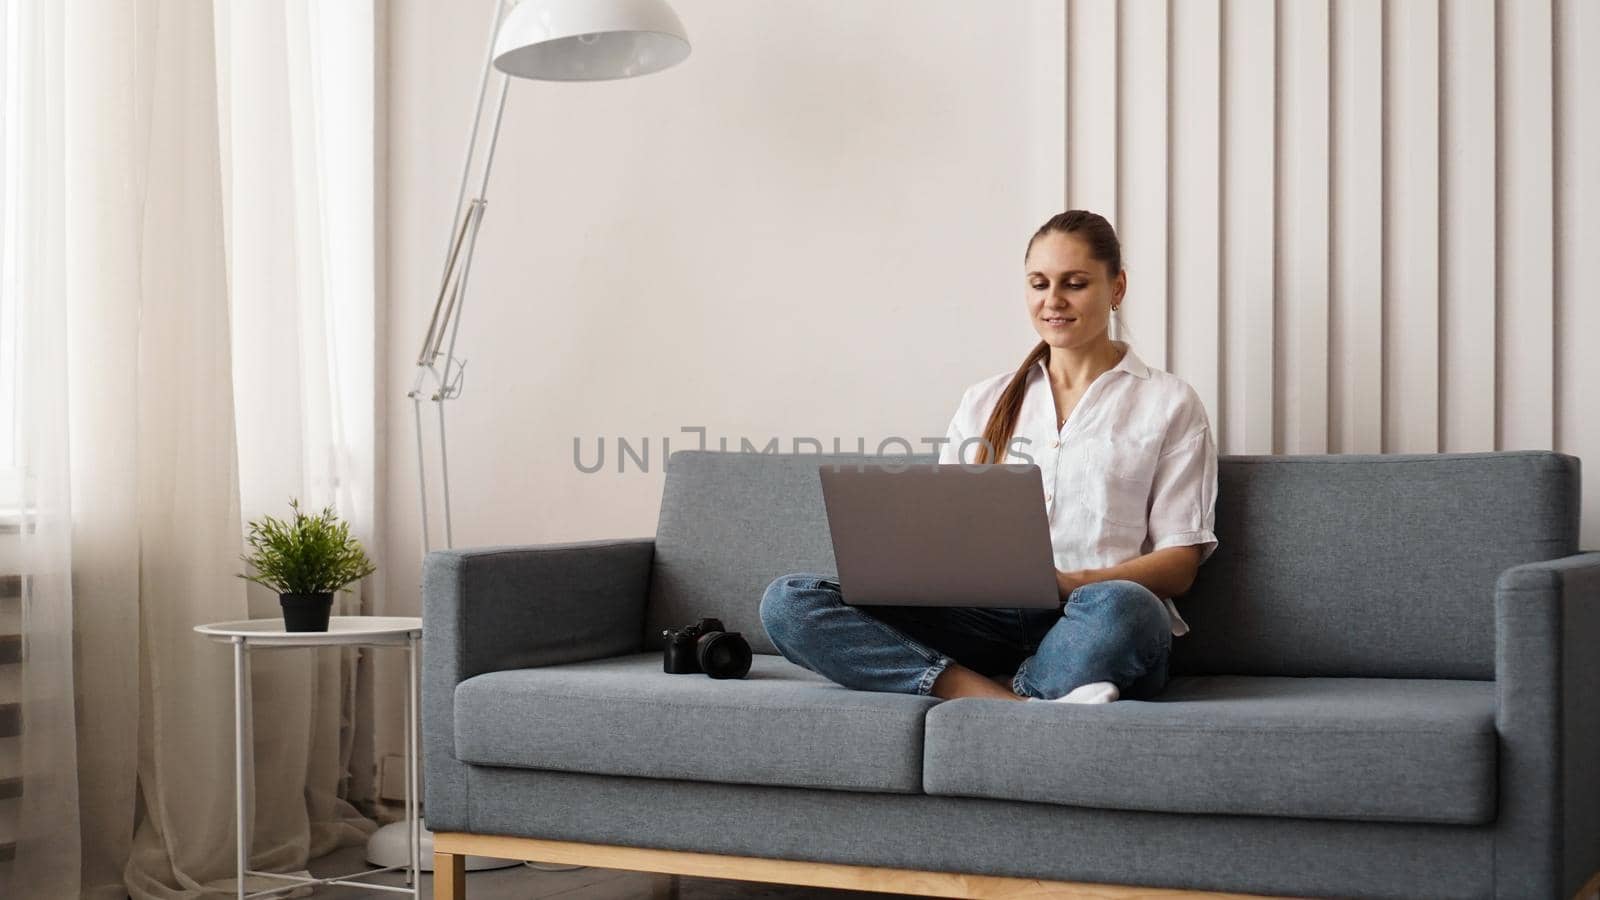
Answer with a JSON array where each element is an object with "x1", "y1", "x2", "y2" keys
[{"x1": 492, "y1": 0, "x2": 691, "y2": 81}]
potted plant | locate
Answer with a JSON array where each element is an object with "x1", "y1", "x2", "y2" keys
[{"x1": 238, "y1": 498, "x2": 378, "y2": 632}]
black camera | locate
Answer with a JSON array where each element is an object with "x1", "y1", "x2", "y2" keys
[{"x1": 662, "y1": 617, "x2": 752, "y2": 679}]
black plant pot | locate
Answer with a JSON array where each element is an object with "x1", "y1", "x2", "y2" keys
[{"x1": 280, "y1": 592, "x2": 334, "y2": 632}]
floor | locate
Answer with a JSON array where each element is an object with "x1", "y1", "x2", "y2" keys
[{"x1": 304, "y1": 845, "x2": 934, "y2": 899}]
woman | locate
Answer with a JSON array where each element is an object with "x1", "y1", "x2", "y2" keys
[{"x1": 759, "y1": 210, "x2": 1219, "y2": 703}]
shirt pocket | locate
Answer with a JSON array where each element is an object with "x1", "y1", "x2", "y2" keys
[{"x1": 1079, "y1": 433, "x2": 1159, "y2": 529}]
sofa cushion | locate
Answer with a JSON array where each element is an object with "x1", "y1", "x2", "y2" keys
[
  {"x1": 1172, "y1": 451, "x2": 1578, "y2": 680},
  {"x1": 641, "y1": 449, "x2": 1580, "y2": 679},
  {"x1": 644, "y1": 450, "x2": 935, "y2": 655},
  {"x1": 454, "y1": 651, "x2": 937, "y2": 793},
  {"x1": 924, "y1": 675, "x2": 1497, "y2": 825}
]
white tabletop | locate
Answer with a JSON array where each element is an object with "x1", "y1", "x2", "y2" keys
[{"x1": 194, "y1": 616, "x2": 422, "y2": 647}]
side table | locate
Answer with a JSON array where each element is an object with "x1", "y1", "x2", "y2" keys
[{"x1": 195, "y1": 616, "x2": 423, "y2": 899}]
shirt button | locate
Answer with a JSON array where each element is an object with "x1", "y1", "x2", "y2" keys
[
  {"x1": 1049, "y1": 439, "x2": 1060, "y2": 448},
  {"x1": 1045, "y1": 492, "x2": 1053, "y2": 502}
]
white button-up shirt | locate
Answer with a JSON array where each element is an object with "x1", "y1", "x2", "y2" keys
[{"x1": 937, "y1": 340, "x2": 1219, "y2": 636}]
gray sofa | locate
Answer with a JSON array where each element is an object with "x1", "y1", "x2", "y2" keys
[{"x1": 423, "y1": 449, "x2": 1600, "y2": 899}]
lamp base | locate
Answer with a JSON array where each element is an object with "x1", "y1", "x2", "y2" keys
[{"x1": 365, "y1": 819, "x2": 523, "y2": 872}]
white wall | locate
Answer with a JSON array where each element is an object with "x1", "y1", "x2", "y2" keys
[
  {"x1": 378, "y1": 0, "x2": 1600, "y2": 768},
  {"x1": 384, "y1": 0, "x2": 1063, "y2": 573}
]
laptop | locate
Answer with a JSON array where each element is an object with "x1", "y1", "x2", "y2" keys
[{"x1": 817, "y1": 462, "x2": 1060, "y2": 609}]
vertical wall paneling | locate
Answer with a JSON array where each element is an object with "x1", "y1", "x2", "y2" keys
[
  {"x1": 1440, "y1": 0, "x2": 1497, "y2": 453},
  {"x1": 1067, "y1": 0, "x2": 1120, "y2": 222},
  {"x1": 1039, "y1": 0, "x2": 1591, "y2": 546},
  {"x1": 1276, "y1": 0, "x2": 1330, "y2": 454},
  {"x1": 1383, "y1": 0, "x2": 1440, "y2": 453},
  {"x1": 1168, "y1": 0, "x2": 1222, "y2": 437},
  {"x1": 1556, "y1": 0, "x2": 1599, "y2": 550},
  {"x1": 1222, "y1": 0, "x2": 1275, "y2": 455},
  {"x1": 1330, "y1": 0, "x2": 1384, "y2": 454},
  {"x1": 1117, "y1": 0, "x2": 1169, "y2": 371},
  {"x1": 1497, "y1": 0, "x2": 1555, "y2": 452}
]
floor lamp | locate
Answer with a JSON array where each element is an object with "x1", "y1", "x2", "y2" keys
[{"x1": 370, "y1": 0, "x2": 691, "y2": 875}]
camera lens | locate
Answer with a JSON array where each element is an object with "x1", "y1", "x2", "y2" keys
[{"x1": 698, "y1": 631, "x2": 752, "y2": 679}]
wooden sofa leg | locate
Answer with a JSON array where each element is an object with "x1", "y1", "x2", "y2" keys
[
  {"x1": 434, "y1": 851, "x2": 466, "y2": 900},
  {"x1": 649, "y1": 872, "x2": 681, "y2": 900}
]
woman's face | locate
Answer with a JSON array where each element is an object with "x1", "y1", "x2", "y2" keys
[{"x1": 1024, "y1": 231, "x2": 1125, "y2": 351}]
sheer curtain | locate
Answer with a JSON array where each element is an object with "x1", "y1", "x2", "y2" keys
[
  {"x1": 0, "y1": 2, "x2": 378, "y2": 898},
  {"x1": 214, "y1": 0, "x2": 380, "y2": 882},
  {"x1": 1, "y1": 2, "x2": 87, "y2": 896}
]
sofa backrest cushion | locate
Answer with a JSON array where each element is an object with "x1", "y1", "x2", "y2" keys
[
  {"x1": 643, "y1": 449, "x2": 1580, "y2": 678},
  {"x1": 1171, "y1": 450, "x2": 1578, "y2": 679},
  {"x1": 643, "y1": 451, "x2": 910, "y2": 655}
]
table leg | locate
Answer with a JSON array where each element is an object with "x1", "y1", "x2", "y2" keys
[
  {"x1": 408, "y1": 634, "x2": 420, "y2": 894},
  {"x1": 233, "y1": 636, "x2": 246, "y2": 900}
]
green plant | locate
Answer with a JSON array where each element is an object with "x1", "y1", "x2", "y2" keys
[{"x1": 238, "y1": 498, "x2": 377, "y2": 595}]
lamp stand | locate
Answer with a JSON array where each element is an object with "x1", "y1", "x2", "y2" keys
[
  {"x1": 407, "y1": 0, "x2": 513, "y2": 558},
  {"x1": 379, "y1": 0, "x2": 525, "y2": 875},
  {"x1": 386, "y1": 0, "x2": 689, "y2": 878}
]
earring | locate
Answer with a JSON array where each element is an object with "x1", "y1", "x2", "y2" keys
[{"x1": 1112, "y1": 305, "x2": 1120, "y2": 313}]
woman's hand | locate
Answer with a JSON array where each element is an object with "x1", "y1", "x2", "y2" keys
[{"x1": 1055, "y1": 568, "x2": 1090, "y2": 601}]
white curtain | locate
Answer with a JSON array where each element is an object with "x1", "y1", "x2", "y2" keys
[
  {"x1": 1, "y1": 2, "x2": 87, "y2": 896},
  {"x1": 213, "y1": 0, "x2": 381, "y2": 886},
  {"x1": 0, "y1": 2, "x2": 378, "y2": 898}
]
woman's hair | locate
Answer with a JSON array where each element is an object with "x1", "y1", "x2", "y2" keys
[{"x1": 972, "y1": 210, "x2": 1123, "y2": 464}]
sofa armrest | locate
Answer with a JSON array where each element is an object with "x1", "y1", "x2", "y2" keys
[
  {"x1": 1493, "y1": 550, "x2": 1600, "y2": 899},
  {"x1": 423, "y1": 537, "x2": 655, "y2": 682},
  {"x1": 422, "y1": 537, "x2": 654, "y2": 831}
]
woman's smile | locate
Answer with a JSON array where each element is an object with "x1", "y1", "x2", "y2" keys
[{"x1": 1041, "y1": 314, "x2": 1077, "y2": 326}]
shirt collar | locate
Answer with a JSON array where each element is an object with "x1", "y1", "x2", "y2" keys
[{"x1": 1033, "y1": 339, "x2": 1151, "y2": 383}]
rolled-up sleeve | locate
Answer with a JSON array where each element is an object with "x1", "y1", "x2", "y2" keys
[
  {"x1": 937, "y1": 387, "x2": 974, "y2": 465},
  {"x1": 938, "y1": 415, "x2": 963, "y2": 465},
  {"x1": 1144, "y1": 420, "x2": 1219, "y2": 566}
]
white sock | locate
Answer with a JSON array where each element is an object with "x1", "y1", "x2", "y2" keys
[{"x1": 1026, "y1": 680, "x2": 1120, "y2": 704}]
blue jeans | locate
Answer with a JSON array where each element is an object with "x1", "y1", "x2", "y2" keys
[{"x1": 759, "y1": 574, "x2": 1172, "y2": 700}]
